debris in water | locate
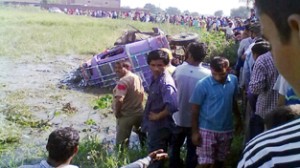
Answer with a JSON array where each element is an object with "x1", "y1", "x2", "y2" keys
[{"x1": 61, "y1": 102, "x2": 77, "y2": 114}]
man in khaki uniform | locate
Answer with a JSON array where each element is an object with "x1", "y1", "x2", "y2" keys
[{"x1": 113, "y1": 60, "x2": 145, "y2": 148}]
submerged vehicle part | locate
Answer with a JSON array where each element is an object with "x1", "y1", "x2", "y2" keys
[
  {"x1": 169, "y1": 32, "x2": 199, "y2": 46},
  {"x1": 81, "y1": 29, "x2": 169, "y2": 88},
  {"x1": 169, "y1": 32, "x2": 199, "y2": 65}
]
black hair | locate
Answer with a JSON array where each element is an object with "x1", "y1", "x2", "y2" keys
[
  {"x1": 254, "y1": 38, "x2": 264, "y2": 43},
  {"x1": 47, "y1": 127, "x2": 80, "y2": 162},
  {"x1": 249, "y1": 22, "x2": 261, "y2": 36},
  {"x1": 186, "y1": 42, "x2": 207, "y2": 62},
  {"x1": 255, "y1": 0, "x2": 300, "y2": 43},
  {"x1": 210, "y1": 56, "x2": 229, "y2": 72},
  {"x1": 244, "y1": 19, "x2": 251, "y2": 25},
  {"x1": 244, "y1": 24, "x2": 250, "y2": 31},
  {"x1": 251, "y1": 41, "x2": 271, "y2": 56},
  {"x1": 147, "y1": 49, "x2": 170, "y2": 65},
  {"x1": 115, "y1": 60, "x2": 132, "y2": 69},
  {"x1": 264, "y1": 105, "x2": 300, "y2": 130}
]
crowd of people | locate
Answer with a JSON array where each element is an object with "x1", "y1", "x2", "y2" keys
[
  {"x1": 51, "y1": 6, "x2": 257, "y2": 35},
  {"x1": 21, "y1": 0, "x2": 300, "y2": 167},
  {"x1": 112, "y1": 41, "x2": 242, "y2": 168},
  {"x1": 109, "y1": 0, "x2": 300, "y2": 167}
]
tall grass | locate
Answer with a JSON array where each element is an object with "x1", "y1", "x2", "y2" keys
[{"x1": 73, "y1": 135, "x2": 148, "y2": 168}]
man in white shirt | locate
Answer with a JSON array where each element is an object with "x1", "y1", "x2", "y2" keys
[{"x1": 171, "y1": 42, "x2": 210, "y2": 168}]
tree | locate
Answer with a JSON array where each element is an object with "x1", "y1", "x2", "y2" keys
[
  {"x1": 183, "y1": 10, "x2": 190, "y2": 15},
  {"x1": 156, "y1": 7, "x2": 164, "y2": 14},
  {"x1": 230, "y1": 6, "x2": 250, "y2": 18},
  {"x1": 144, "y1": 3, "x2": 158, "y2": 14},
  {"x1": 190, "y1": 12, "x2": 200, "y2": 17},
  {"x1": 144, "y1": 3, "x2": 164, "y2": 14},
  {"x1": 165, "y1": 7, "x2": 181, "y2": 15},
  {"x1": 239, "y1": 0, "x2": 255, "y2": 9},
  {"x1": 214, "y1": 10, "x2": 223, "y2": 17}
]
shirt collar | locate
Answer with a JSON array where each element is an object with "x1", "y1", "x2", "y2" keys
[
  {"x1": 210, "y1": 74, "x2": 231, "y2": 85},
  {"x1": 40, "y1": 160, "x2": 79, "y2": 168},
  {"x1": 40, "y1": 160, "x2": 53, "y2": 168},
  {"x1": 151, "y1": 71, "x2": 166, "y2": 83},
  {"x1": 124, "y1": 71, "x2": 132, "y2": 77}
]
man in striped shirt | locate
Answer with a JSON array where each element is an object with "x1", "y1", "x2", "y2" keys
[
  {"x1": 238, "y1": 0, "x2": 300, "y2": 167},
  {"x1": 238, "y1": 105, "x2": 300, "y2": 168}
]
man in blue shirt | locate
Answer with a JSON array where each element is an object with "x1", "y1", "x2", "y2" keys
[
  {"x1": 142, "y1": 49, "x2": 178, "y2": 168},
  {"x1": 190, "y1": 56, "x2": 242, "y2": 168}
]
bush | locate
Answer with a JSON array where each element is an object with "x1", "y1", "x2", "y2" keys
[{"x1": 200, "y1": 30, "x2": 238, "y2": 66}]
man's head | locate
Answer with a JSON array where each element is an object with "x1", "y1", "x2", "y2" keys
[
  {"x1": 114, "y1": 60, "x2": 131, "y2": 78},
  {"x1": 210, "y1": 56, "x2": 230, "y2": 83},
  {"x1": 186, "y1": 42, "x2": 207, "y2": 63},
  {"x1": 249, "y1": 22, "x2": 261, "y2": 39},
  {"x1": 147, "y1": 49, "x2": 170, "y2": 78},
  {"x1": 46, "y1": 127, "x2": 79, "y2": 163},
  {"x1": 264, "y1": 105, "x2": 300, "y2": 130},
  {"x1": 234, "y1": 31, "x2": 243, "y2": 41},
  {"x1": 255, "y1": 0, "x2": 300, "y2": 95},
  {"x1": 255, "y1": 0, "x2": 300, "y2": 43},
  {"x1": 251, "y1": 41, "x2": 271, "y2": 60},
  {"x1": 241, "y1": 24, "x2": 251, "y2": 39}
]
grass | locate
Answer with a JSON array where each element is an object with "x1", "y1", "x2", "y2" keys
[
  {"x1": 0, "y1": 114, "x2": 21, "y2": 150},
  {"x1": 73, "y1": 135, "x2": 148, "y2": 168},
  {"x1": 0, "y1": 6, "x2": 236, "y2": 62},
  {"x1": 0, "y1": 6, "x2": 191, "y2": 58},
  {"x1": 1, "y1": 90, "x2": 53, "y2": 129},
  {"x1": 0, "y1": 5, "x2": 242, "y2": 167},
  {"x1": 93, "y1": 94, "x2": 113, "y2": 110}
]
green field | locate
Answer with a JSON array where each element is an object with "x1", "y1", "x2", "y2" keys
[
  {"x1": 0, "y1": 6, "x2": 236, "y2": 60},
  {"x1": 0, "y1": 6, "x2": 241, "y2": 168},
  {"x1": 0, "y1": 6, "x2": 196, "y2": 57}
]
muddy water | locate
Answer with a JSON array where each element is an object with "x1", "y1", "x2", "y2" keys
[{"x1": 0, "y1": 55, "x2": 131, "y2": 157}]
